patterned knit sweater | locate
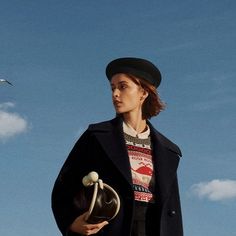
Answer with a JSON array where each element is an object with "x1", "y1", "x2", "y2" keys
[{"x1": 123, "y1": 123, "x2": 155, "y2": 203}]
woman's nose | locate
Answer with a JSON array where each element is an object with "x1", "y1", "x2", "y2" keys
[{"x1": 112, "y1": 89, "x2": 119, "y2": 98}]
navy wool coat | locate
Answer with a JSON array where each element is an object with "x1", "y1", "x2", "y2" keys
[{"x1": 51, "y1": 117, "x2": 183, "y2": 236}]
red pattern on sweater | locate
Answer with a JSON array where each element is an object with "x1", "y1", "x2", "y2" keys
[{"x1": 126, "y1": 144, "x2": 155, "y2": 203}]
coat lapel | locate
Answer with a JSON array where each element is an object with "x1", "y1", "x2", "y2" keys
[
  {"x1": 89, "y1": 117, "x2": 133, "y2": 186},
  {"x1": 149, "y1": 123, "x2": 181, "y2": 205}
]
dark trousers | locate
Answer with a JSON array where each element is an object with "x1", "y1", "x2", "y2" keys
[{"x1": 131, "y1": 202, "x2": 159, "y2": 236}]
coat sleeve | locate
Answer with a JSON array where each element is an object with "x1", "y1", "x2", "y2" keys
[{"x1": 51, "y1": 130, "x2": 92, "y2": 236}]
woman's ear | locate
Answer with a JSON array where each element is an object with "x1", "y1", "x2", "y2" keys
[{"x1": 140, "y1": 89, "x2": 149, "y2": 101}]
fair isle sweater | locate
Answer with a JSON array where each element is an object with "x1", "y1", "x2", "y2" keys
[{"x1": 123, "y1": 122, "x2": 155, "y2": 203}]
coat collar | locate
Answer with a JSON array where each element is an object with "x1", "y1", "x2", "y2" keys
[
  {"x1": 148, "y1": 121, "x2": 181, "y2": 203},
  {"x1": 88, "y1": 117, "x2": 182, "y2": 203},
  {"x1": 88, "y1": 117, "x2": 133, "y2": 186}
]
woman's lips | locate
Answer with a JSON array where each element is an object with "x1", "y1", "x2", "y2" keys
[{"x1": 113, "y1": 100, "x2": 122, "y2": 107}]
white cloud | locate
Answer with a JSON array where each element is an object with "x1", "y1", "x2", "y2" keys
[
  {"x1": 0, "y1": 102, "x2": 15, "y2": 110},
  {"x1": 190, "y1": 179, "x2": 236, "y2": 201},
  {"x1": 0, "y1": 103, "x2": 29, "y2": 141}
]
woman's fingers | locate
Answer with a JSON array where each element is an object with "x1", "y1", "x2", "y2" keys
[
  {"x1": 70, "y1": 212, "x2": 108, "y2": 235},
  {"x1": 83, "y1": 221, "x2": 109, "y2": 235}
]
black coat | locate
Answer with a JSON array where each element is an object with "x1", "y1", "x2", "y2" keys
[{"x1": 51, "y1": 117, "x2": 183, "y2": 236}]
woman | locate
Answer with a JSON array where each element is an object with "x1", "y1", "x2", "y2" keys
[{"x1": 51, "y1": 57, "x2": 183, "y2": 236}]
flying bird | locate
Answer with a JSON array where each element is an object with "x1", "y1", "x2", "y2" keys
[{"x1": 0, "y1": 79, "x2": 13, "y2": 86}]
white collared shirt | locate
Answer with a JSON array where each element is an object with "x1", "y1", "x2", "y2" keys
[{"x1": 122, "y1": 122, "x2": 150, "y2": 139}]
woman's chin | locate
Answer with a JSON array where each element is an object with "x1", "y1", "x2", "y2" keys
[{"x1": 114, "y1": 108, "x2": 124, "y2": 114}]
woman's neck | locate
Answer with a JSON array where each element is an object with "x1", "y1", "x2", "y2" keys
[{"x1": 122, "y1": 112, "x2": 147, "y2": 134}]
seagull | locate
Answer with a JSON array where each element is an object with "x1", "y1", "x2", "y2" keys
[{"x1": 0, "y1": 79, "x2": 13, "y2": 86}]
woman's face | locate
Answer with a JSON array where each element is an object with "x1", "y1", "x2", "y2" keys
[{"x1": 110, "y1": 73, "x2": 146, "y2": 116}]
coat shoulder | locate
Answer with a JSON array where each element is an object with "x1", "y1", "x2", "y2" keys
[{"x1": 87, "y1": 117, "x2": 120, "y2": 132}]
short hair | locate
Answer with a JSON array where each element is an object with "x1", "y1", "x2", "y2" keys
[{"x1": 127, "y1": 74, "x2": 166, "y2": 120}]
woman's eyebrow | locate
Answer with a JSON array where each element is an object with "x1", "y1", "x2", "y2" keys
[{"x1": 111, "y1": 81, "x2": 129, "y2": 86}]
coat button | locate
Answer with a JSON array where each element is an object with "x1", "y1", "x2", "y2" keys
[{"x1": 168, "y1": 210, "x2": 176, "y2": 217}]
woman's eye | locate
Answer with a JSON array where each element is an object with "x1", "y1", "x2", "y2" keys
[{"x1": 120, "y1": 85, "x2": 127, "y2": 90}]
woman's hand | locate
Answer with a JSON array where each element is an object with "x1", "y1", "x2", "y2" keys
[{"x1": 69, "y1": 212, "x2": 109, "y2": 235}]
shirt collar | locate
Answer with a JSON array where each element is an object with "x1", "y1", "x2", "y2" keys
[{"x1": 123, "y1": 121, "x2": 150, "y2": 139}]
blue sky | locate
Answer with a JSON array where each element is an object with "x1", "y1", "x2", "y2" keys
[{"x1": 0, "y1": 0, "x2": 236, "y2": 235}]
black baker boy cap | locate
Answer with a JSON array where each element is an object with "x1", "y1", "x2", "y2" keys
[{"x1": 106, "y1": 57, "x2": 162, "y2": 88}]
